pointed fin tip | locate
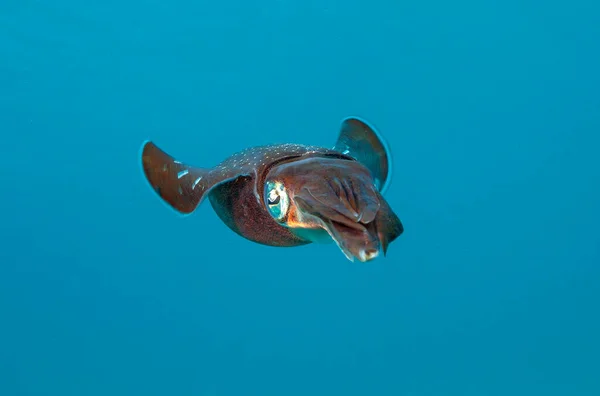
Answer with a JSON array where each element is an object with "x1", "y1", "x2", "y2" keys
[
  {"x1": 140, "y1": 140, "x2": 208, "y2": 215},
  {"x1": 336, "y1": 116, "x2": 393, "y2": 195}
]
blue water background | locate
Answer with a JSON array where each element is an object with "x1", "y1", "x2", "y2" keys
[{"x1": 1, "y1": 0, "x2": 599, "y2": 395}]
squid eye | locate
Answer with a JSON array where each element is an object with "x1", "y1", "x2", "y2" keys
[
  {"x1": 265, "y1": 181, "x2": 289, "y2": 221},
  {"x1": 267, "y1": 194, "x2": 280, "y2": 206}
]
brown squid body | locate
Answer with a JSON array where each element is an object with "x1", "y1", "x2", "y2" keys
[{"x1": 140, "y1": 117, "x2": 403, "y2": 262}]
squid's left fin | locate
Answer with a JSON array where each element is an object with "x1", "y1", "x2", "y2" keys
[
  {"x1": 333, "y1": 117, "x2": 393, "y2": 194},
  {"x1": 140, "y1": 141, "x2": 212, "y2": 214}
]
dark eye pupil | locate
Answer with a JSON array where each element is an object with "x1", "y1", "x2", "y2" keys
[{"x1": 268, "y1": 195, "x2": 280, "y2": 205}]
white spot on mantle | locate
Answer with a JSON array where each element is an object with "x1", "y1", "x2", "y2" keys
[{"x1": 192, "y1": 176, "x2": 202, "y2": 189}]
